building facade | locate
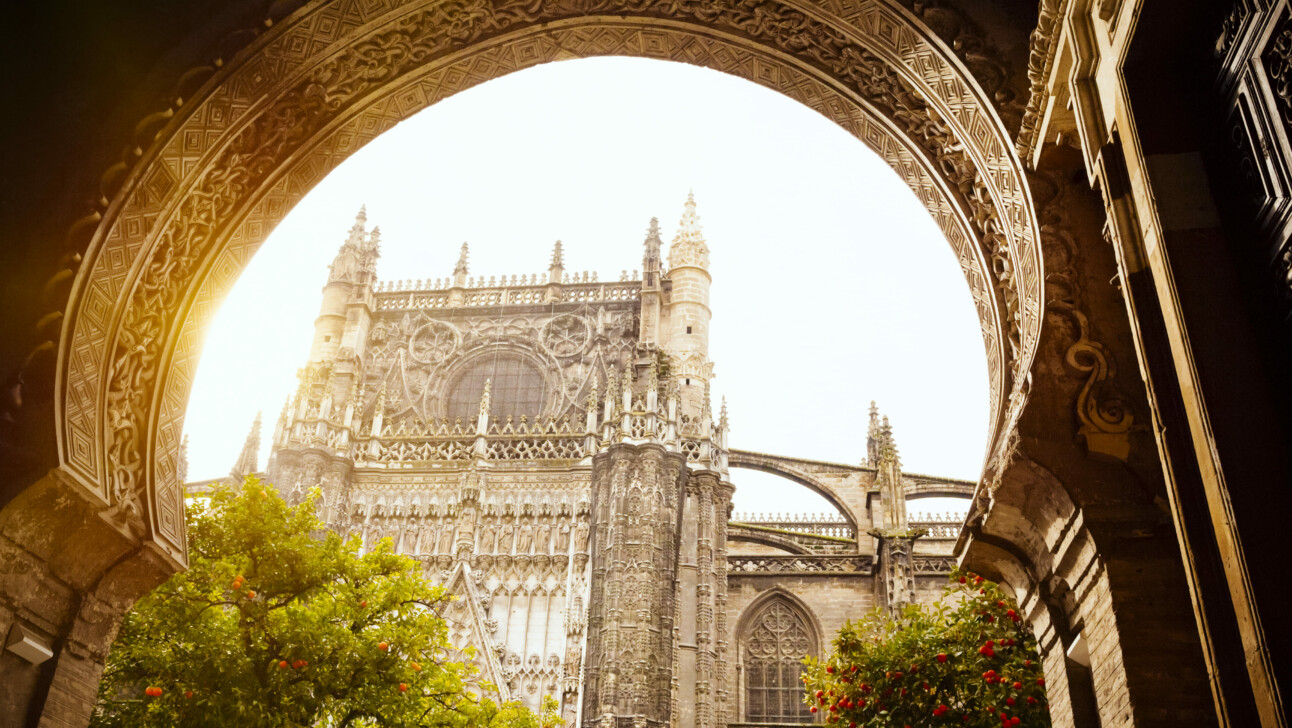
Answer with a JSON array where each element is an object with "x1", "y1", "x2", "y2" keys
[{"x1": 257, "y1": 198, "x2": 970, "y2": 726}]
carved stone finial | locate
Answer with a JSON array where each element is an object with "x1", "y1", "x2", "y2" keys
[
  {"x1": 230, "y1": 411, "x2": 262, "y2": 481},
  {"x1": 454, "y1": 242, "x2": 470, "y2": 277},
  {"x1": 719, "y1": 396, "x2": 729, "y2": 430},
  {"x1": 360, "y1": 226, "x2": 381, "y2": 279},
  {"x1": 866, "y1": 401, "x2": 883, "y2": 465},
  {"x1": 644, "y1": 217, "x2": 663, "y2": 265},
  {"x1": 669, "y1": 192, "x2": 709, "y2": 270},
  {"x1": 479, "y1": 379, "x2": 492, "y2": 420},
  {"x1": 551, "y1": 240, "x2": 564, "y2": 268},
  {"x1": 328, "y1": 206, "x2": 370, "y2": 283},
  {"x1": 347, "y1": 375, "x2": 361, "y2": 408}
]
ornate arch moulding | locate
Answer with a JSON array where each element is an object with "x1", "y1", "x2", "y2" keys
[{"x1": 56, "y1": 0, "x2": 1042, "y2": 564}]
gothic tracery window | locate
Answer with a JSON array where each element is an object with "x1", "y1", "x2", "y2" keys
[
  {"x1": 446, "y1": 356, "x2": 545, "y2": 421},
  {"x1": 744, "y1": 599, "x2": 816, "y2": 722}
]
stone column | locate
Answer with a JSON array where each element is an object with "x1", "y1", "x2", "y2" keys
[
  {"x1": 712, "y1": 480, "x2": 733, "y2": 726},
  {"x1": 674, "y1": 470, "x2": 732, "y2": 728},
  {"x1": 582, "y1": 443, "x2": 687, "y2": 728}
]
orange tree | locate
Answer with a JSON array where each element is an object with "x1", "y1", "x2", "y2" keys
[
  {"x1": 803, "y1": 571, "x2": 1050, "y2": 728},
  {"x1": 92, "y1": 477, "x2": 545, "y2": 728}
]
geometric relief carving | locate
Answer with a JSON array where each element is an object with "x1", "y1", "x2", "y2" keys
[
  {"x1": 1265, "y1": 15, "x2": 1292, "y2": 130},
  {"x1": 410, "y1": 320, "x2": 460, "y2": 364},
  {"x1": 1229, "y1": 106, "x2": 1269, "y2": 210},
  {"x1": 541, "y1": 314, "x2": 590, "y2": 358},
  {"x1": 63, "y1": 0, "x2": 1040, "y2": 566}
]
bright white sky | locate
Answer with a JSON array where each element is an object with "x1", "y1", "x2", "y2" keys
[{"x1": 184, "y1": 57, "x2": 986, "y2": 519}]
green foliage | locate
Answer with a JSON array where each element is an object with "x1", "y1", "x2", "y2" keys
[
  {"x1": 92, "y1": 477, "x2": 546, "y2": 728},
  {"x1": 803, "y1": 570, "x2": 1051, "y2": 728},
  {"x1": 539, "y1": 695, "x2": 563, "y2": 728}
]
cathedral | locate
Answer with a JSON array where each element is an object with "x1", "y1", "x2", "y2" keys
[{"x1": 250, "y1": 196, "x2": 972, "y2": 726}]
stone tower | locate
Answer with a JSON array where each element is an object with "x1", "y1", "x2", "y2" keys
[{"x1": 664, "y1": 192, "x2": 713, "y2": 422}]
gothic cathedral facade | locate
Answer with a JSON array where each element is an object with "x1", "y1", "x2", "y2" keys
[{"x1": 258, "y1": 196, "x2": 970, "y2": 727}]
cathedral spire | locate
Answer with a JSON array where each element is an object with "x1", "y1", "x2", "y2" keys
[
  {"x1": 328, "y1": 207, "x2": 369, "y2": 283},
  {"x1": 642, "y1": 217, "x2": 663, "y2": 289},
  {"x1": 453, "y1": 242, "x2": 470, "y2": 287},
  {"x1": 549, "y1": 240, "x2": 565, "y2": 284},
  {"x1": 866, "y1": 401, "x2": 882, "y2": 465},
  {"x1": 348, "y1": 205, "x2": 367, "y2": 243},
  {"x1": 230, "y1": 411, "x2": 262, "y2": 481},
  {"x1": 874, "y1": 412, "x2": 905, "y2": 530},
  {"x1": 669, "y1": 191, "x2": 709, "y2": 270},
  {"x1": 880, "y1": 415, "x2": 900, "y2": 465}
]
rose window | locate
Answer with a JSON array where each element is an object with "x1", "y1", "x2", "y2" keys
[{"x1": 446, "y1": 356, "x2": 545, "y2": 421}]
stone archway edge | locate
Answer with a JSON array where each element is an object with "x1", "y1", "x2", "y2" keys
[{"x1": 57, "y1": 0, "x2": 1042, "y2": 559}]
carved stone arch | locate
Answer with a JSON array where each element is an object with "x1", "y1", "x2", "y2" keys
[
  {"x1": 735, "y1": 587, "x2": 825, "y2": 723},
  {"x1": 54, "y1": 0, "x2": 1043, "y2": 570},
  {"x1": 11, "y1": 4, "x2": 1053, "y2": 723}
]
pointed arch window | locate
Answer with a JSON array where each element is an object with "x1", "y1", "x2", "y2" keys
[{"x1": 744, "y1": 599, "x2": 816, "y2": 722}]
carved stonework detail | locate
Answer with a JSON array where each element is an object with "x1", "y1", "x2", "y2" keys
[
  {"x1": 727, "y1": 555, "x2": 875, "y2": 574},
  {"x1": 1215, "y1": 2, "x2": 1251, "y2": 59},
  {"x1": 1017, "y1": 0, "x2": 1069, "y2": 160},
  {"x1": 1229, "y1": 108, "x2": 1268, "y2": 210},
  {"x1": 1034, "y1": 168, "x2": 1137, "y2": 462},
  {"x1": 1269, "y1": 22, "x2": 1292, "y2": 130},
  {"x1": 541, "y1": 314, "x2": 591, "y2": 358},
  {"x1": 409, "y1": 320, "x2": 460, "y2": 365},
  {"x1": 63, "y1": 0, "x2": 1042, "y2": 556},
  {"x1": 583, "y1": 444, "x2": 686, "y2": 727},
  {"x1": 742, "y1": 600, "x2": 815, "y2": 723},
  {"x1": 870, "y1": 529, "x2": 922, "y2": 614}
]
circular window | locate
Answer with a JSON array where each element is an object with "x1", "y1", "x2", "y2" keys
[{"x1": 446, "y1": 356, "x2": 545, "y2": 421}]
